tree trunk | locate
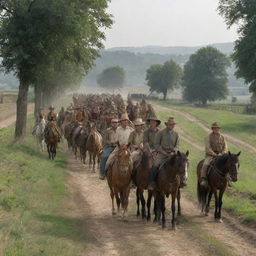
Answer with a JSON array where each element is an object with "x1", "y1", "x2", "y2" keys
[
  {"x1": 34, "y1": 84, "x2": 42, "y2": 118},
  {"x1": 15, "y1": 80, "x2": 29, "y2": 140}
]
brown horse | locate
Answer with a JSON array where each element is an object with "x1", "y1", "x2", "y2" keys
[
  {"x1": 85, "y1": 123, "x2": 103, "y2": 171},
  {"x1": 106, "y1": 146, "x2": 132, "y2": 219},
  {"x1": 45, "y1": 122, "x2": 59, "y2": 160},
  {"x1": 155, "y1": 151, "x2": 189, "y2": 229},
  {"x1": 197, "y1": 151, "x2": 241, "y2": 222},
  {"x1": 134, "y1": 147, "x2": 154, "y2": 220}
]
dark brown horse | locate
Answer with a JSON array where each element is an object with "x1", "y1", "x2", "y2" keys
[
  {"x1": 134, "y1": 147, "x2": 154, "y2": 220},
  {"x1": 45, "y1": 122, "x2": 59, "y2": 160},
  {"x1": 155, "y1": 151, "x2": 189, "y2": 229},
  {"x1": 106, "y1": 146, "x2": 132, "y2": 220},
  {"x1": 197, "y1": 151, "x2": 241, "y2": 222}
]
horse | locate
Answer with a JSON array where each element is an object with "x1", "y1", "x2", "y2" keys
[
  {"x1": 85, "y1": 123, "x2": 103, "y2": 171},
  {"x1": 33, "y1": 117, "x2": 46, "y2": 152},
  {"x1": 134, "y1": 147, "x2": 154, "y2": 221},
  {"x1": 197, "y1": 151, "x2": 241, "y2": 222},
  {"x1": 45, "y1": 122, "x2": 59, "y2": 160},
  {"x1": 106, "y1": 145, "x2": 132, "y2": 219},
  {"x1": 154, "y1": 151, "x2": 189, "y2": 229}
]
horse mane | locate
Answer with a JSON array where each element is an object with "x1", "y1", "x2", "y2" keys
[
  {"x1": 214, "y1": 153, "x2": 229, "y2": 167},
  {"x1": 163, "y1": 154, "x2": 177, "y2": 167}
]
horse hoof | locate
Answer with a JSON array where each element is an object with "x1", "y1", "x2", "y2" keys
[
  {"x1": 172, "y1": 225, "x2": 177, "y2": 231},
  {"x1": 205, "y1": 212, "x2": 209, "y2": 216},
  {"x1": 177, "y1": 212, "x2": 182, "y2": 217},
  {"x1": 215, "y1": 218, "x2": 223, "y2": 223},
  {"x1": 112, "y1": 211, "x2": 117, "y2": 216}
]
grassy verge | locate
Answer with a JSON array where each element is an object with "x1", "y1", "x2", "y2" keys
[
  {"x1": 156, "y1": 108, "x2": 256, "y2": 225},
  {"x1": 0, "y1": 120, "x2": 85, "y2": 255}
]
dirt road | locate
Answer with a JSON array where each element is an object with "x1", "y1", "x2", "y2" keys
[
  {"x1": 65, "y1": 154, "x2": 256, "y2": 256},
  {"x1": 0, "y1": 103, "x2": 34, "y2": 129}
]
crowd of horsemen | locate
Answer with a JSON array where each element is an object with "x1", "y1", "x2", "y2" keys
[{"x1": 36, "y1": 94, "x2": 228, "y2": 189}]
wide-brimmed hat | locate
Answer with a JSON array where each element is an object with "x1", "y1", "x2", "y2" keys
[
  {"x1": 120, "y1": 113, "x2": 130, "y2": 121},
  {"x1": 49, "y1": 105, "x2": 55, "y2": 110},
  {"x1": 165, "y1": 117, "x2": 177, "y2": 126},
  {"x1": 133, "y1": 118, "x2": 145, "y2": 126},
  {"x1": 211, "y1": 122, "x2": 221, "y2": 129},
  {"x1": 147, "y1": 115, "x2": 161, "y2": 126},
  {"x1": 111, "y1": 118, "x2": 119, "y2": 123}
]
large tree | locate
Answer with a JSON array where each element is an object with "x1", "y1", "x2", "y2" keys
[
  {"x1": 97, "y1": 66, "x2": 126, "y2": 90},
  {"x1": 182, "y1": 47, "x2": 230, "y2": 105},
  {"x1": 0, "y1": 0, "x2": 112, "y2": 139},
  {"x1": 218, "y1": 0, "x2": 256, "y2": 97},
  {"x1": 146, "y1": 60, "x2": 183, "y2": 100}
]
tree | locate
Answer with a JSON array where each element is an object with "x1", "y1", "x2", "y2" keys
[
  {"x1": 182, "y1": 47, "x2": 230, "y2": 105},
  {"x1": 145, "y1": 60, "x2": 183, "y2": 100},
  {"x1": 218, "y1": 0, "x2": 256, "y2": 97},
  {"x1": 97, "y1": 66, "x2": 126, "y2": 90},
  {"x1": 0, "y1": 0, "x2": 112, "y2": 139}
]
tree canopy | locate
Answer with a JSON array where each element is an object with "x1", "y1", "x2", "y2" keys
[
  {"x1": 182, "y1": 47, "x2": 230, "y2": 105},
  {"x1": 218, "y1": 0, "x2": 256, "y2": 95},
  {"x1": 97, "y1": 66, "x2": 126, "y2": 90},
  {"x1": 0, "y1": 0, "x2": 112, "y2": 139},
  {"x1": 145, "y1": 60, "x2": 183, "y2": 100}
]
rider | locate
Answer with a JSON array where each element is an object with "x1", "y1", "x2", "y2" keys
[
  {"x1": 45, "y1": 105, "x2": 62, "y2": 141},
  {"x1": 105, "y1": 113, "x2": 134, "y2": 171},
  {"x1": 99, "y1": 118, "x2": 119, "y2": 180},
  {"x1": 143, "y1": 114, "x2": 161, "y2": 150},
  {"x1": 200, "y1": 122, "x2": 228, "y2": 188},
  {"x1": 148, "y1": 117, "x2": 180, "y2": 190}
]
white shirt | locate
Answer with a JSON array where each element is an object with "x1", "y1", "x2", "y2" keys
[{"x1": 116, "y1": 126, "x2": 134, "y2": 146}]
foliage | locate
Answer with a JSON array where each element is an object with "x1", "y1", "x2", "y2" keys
[
  {"x1": 218, "y1": 0, "x2": 256, "y2": 95},
  {"x1": 146, "y1": 60, "x2": 183, "y2": 100},
  {"x1": 182, "y1": 47, "x2": 230, "y2": 105},
  {"x1": 97, "y1": 66, "x2": 126, "y2": 89}
]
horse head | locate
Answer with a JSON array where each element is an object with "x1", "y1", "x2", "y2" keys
[
  {"x1": 226, "y1": 151, "x2": 241, "y2": 182},
  {"x1": 117, "y1": 146, "x2": 131, "y2": 175},
  {"x1": 175, "y1": 151, "x2": 190, "y2": 187}
]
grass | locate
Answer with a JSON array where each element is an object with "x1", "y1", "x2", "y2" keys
[
  {"x1": 0, "y1": 119, "x2": 85, "y2": 256},
  {"x1": 156, "y1": 108, "x2": 256, "y2": 225}
]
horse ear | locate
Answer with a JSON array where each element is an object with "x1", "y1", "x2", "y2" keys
[
  {"x1": 228, "y1": 151, "x2": 231, "y2": 156},
  {"x1": 186, "y1": 150, "x2": 189, "y2": 157},
  {"x1": 237, "y1": 151, "x2": 241, "y2": 157}
]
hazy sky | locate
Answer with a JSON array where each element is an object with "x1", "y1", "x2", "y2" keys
[{"x1": 104, "y1": 0, "x2": 238, "y2": 48}]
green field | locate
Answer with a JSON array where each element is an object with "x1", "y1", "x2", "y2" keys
[
  {"x1": 0, "y1": 120, "x2": 85, "y2": 256},
  {"x1": 156, "y1": 103, "x2": 256, "y2": 224}
]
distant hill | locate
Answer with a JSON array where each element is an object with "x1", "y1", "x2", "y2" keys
[{"x1": 106, "y1": 42, "x2": 234, "y2": 55}]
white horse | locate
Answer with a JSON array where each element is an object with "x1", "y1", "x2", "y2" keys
[{"x1": 33, "y1": 118, "x2": 46, "y2": 152}]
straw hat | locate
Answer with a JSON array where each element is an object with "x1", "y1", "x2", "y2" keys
[
  {"x1": 147, "y1": 115, "x2": 161, "y2": 126},
  {"x1": 133, "y1": 118, "x2": 145, "y2": 126},
  {"x1": 120, "y1": 113, "x2": 130, "y2": 121},
  {"x1": 49, "y1": 105, "x2": 55, "y2": 110},
  {"x1": 211, "y1": 122, "x2": 221, "y2": 129},
  {"x1": 165, "y1": 117, "x2": 177, "y2": 126},
  {"x1": 111, "y1": 118, "x2": 119, "y2": 123}
]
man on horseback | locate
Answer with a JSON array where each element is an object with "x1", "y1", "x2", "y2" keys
[
  {"x1": 45, "y1": 105, "x2": 62, "y2": 142},
  {"x1": 200, "y1": 122, "x2": 228, "y2": 188},
  {"x1": 105, "y1": 113, "x2": 133, "y2": 172},
  {"x1": 143, "y1": 115, "x2": 161, "y2": 150},
  {"x1": 148, "y1": 117, "x2": 180, "y2": 190},
  {"x1": 99, "y1": 118, "x2": 119, "y2": 180}
]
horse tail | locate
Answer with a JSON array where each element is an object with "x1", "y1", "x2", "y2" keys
[{"x1": 197, "y1": 181, "x2": 208, "y2": 207}]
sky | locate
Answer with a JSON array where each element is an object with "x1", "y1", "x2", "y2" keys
[{"x1": 104, "y1": 0, "x2": 238, "y2": 48}]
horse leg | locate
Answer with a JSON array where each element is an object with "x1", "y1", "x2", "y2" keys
[
  {"x1": 47, "y1": 145, "x2": 51, "y2": 159},
  {"x1": 213, "y1": 189, "x2": 219, "y2": 221},
  {"x1": 123, "y1": 188, "x2": 129, "y2": 221},
  {"x1": 205, "y1": 190, "x2": 212, "y2": 216},
  {"x1": 136, "y1": 188, "x2": 140, "y2": 217},
  {"x1": 171, "y1": 192, "x2": 177, "y2": 230},
  {"x1": 177, "y1": 188, "x2": 181, "y2": 216},
  {"x1": 140, "y1": 189, "x2": 146, "y2": 219},
  {"x1": 161, "y1": 194, "x2": 166, "y2": 229},
  {"x1": 147, "y1": 190, "x2": 153, "y2": 221},
  {"x1": 217, "y1": 189, "x2": 225, "y2": 222},
  {"x1": 93, "y1": 153, "x2": 96, "y2": 172},
  {"x1": 110, "y1": 187, "x2": 116, "y2": 215}
]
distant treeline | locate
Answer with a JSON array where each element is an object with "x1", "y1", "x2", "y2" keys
[{"x1": 84, "y1": 50, "x2": 248, "y2": 93}]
